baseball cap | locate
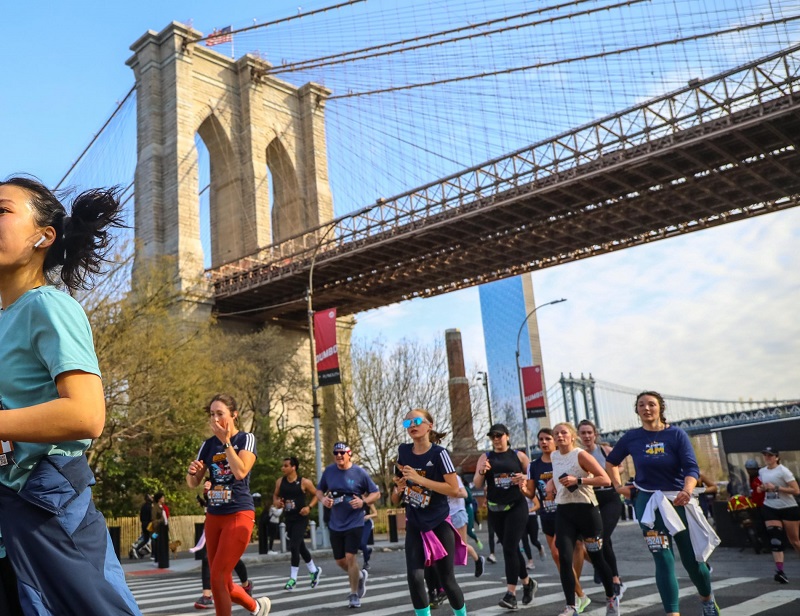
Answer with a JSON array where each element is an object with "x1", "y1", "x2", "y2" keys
[
  {"x1": 744, "y1": 459, "x2": 759, "y2": 469},
  {"x1": 487, "y1": 423, "x2": 510, "y2": 437},
  {"x1": 333, "y1": 441, "x2": 351, "y2": 453},
  {"x1": 762, "y1": 446, "x2": 779, "y2": 456}
]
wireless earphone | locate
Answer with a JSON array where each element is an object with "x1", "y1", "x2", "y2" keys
[{"x1": 33, "y1": 235, "x2": 46, "y2": 248}]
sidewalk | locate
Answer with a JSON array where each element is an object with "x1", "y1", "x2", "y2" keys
[{"x1": 122, "y1": 533, "x2": 405, "y2": 577}]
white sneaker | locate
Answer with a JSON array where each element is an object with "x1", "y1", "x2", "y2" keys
[
  {"x1": 253, "y1": 596, "x2": 271, "y2": 616},
  {"x1": 605, "y1": 595, "x2": 620, "y2": 616},
  {"x1": 558, "y1": 606, "x2": 578, "y2": 616},
  {"x1": 357, "y1": 569, "x2": 368, "y2": 598},
  {"x1": 576, "y1": 594, "x2": 592, "y2": 613}
]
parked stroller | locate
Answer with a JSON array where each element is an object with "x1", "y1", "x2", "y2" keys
[{"x1": 726, "y1": 494, "x2": 766, "y2": 554}]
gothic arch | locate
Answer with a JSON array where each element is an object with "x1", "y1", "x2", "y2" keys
[{"x1": 266, "y1": 137, "x2": 303, "y2": 243}]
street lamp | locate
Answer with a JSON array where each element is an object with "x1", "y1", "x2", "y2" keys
[
  {"x1": 515, "y1": 298, "x2": 567, "y2": 456},
  {"x1": 306, "y1": 222, "x2": 338, "y2": 548},
  {"x1": 476, "y1": 371, "x2": 493, "y2": 427}
]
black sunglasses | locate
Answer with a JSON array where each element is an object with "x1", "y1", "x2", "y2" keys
[
  {"x1": 333, "y1": 450, "x2": 349, "y2": 456},
  {"x1": 489, "y1": 433, "x2": 505, "y2": 438}
]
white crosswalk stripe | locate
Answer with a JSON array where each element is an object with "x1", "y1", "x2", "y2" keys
[{"x1": 130, "y1": 572, "x2": 794, "y2": 615}]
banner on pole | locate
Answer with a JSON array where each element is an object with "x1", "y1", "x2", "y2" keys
[
  {"x1": 521, "y1": 365, "x2": 546, "y2": 418},
  {"x1": 314, "y1": 308, "x2": 341, "y2": 386}
]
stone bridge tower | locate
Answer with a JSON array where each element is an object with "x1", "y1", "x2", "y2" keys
[{"x1": 126, "y1": 21, "x2": 333, "y2": 303}]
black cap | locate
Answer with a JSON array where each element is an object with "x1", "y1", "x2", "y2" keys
[
  {"x1": 762, "y1": 446, "x2": 779, "y2": 456},
  {"x1": 487, "y1": 424, "x2": 509, "y2": 437},
  {"x1": 333, "y1": 441, "x2": 351, "y2": 453}
]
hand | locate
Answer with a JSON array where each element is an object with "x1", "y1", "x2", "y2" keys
[
  {"x1": 350, "y1": 496, "x2": 364, "y2": 509},
  {"x1": 393, "y1": 475, "x2": 407, "y2": 491},
  {"x1": 673, "y1": 490, "x2": 691, "y2": 507},
  {"x1": 512, "y1": 473, "x2": 526, "y2": 486},
  {"x1": 210, "y1": 415, "x2": 232, "y2": 444},
  {"x1": 478, "y1": 458, "x2": 492, "y2": 476},
  {"x1": 323, "y1": 496, "x2": 334, "y2": 508},
  {"x1": 188, "y1": 460, "x2": 206, "y2": 477},
  {"x1": 558, "y1": 474, "x2": 576, "y2": 488},
  {"x1": 400, "y1": 465, "x2": 422, "y2": 484},
  {"x1": 300, "y1": 506, "x2": 310, "y2": 517},
  {"x1": 763, "y1": 483, "x2": 776, "y2": 493}
]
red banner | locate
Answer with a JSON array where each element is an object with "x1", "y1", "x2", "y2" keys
[
  {"x1": 521, "y1": 365, "x2": 546, "y2": 418},
  {"x1": 314, "y1": 308, "x2": 341, "y2": 386}
]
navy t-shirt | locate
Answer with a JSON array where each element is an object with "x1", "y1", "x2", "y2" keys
[
  {"x1": 319, "y1": 464, "x2": 379, "y2": 532},
  {"x1": 196, "y1": 431, "x2": 257, "y2": 515},
  {"x1": 606, "y1": 426, "x2": 699, "y2": 491},
  {"x1": 528, "y1": 456, "x2": 557, "y2": 519},
  {"x1": 395, "y1": 443, "x2": 456, "y2": 531}
]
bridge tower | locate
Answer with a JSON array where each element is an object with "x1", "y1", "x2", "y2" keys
[
  {"x1": 126, "y1": 22, "x2": 346, "y2": 454},
  {"x1": 126, "y1": 21, "x2": 333, "y2": 303}
]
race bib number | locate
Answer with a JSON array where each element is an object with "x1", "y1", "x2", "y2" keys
[
  {"x1": 285, "y1": 499, "x2": 296, "y2": 511},
  {"x1": 331, "y1": 493, "x2": 348, "y2": 506},
  {"x1": 766, "y1": 491, "x2": 780, "y2": 500},
  {"x1": 494, "y1": 473, "x2": 515, "y2": 490},
  {"x1": 208, "y1": 484, "x2": 232, "y2": 505},
  {"x1": 584, "y1": 536, "x2": 603, "y2": 552},
  {"x1": 542, "y1": 499, "x2": 558, "y2": 513},
  {"x1": 644, "y1": 530, "x2": 670, "y2": 552},
  {"x1": 403, "y1": 485, "x2": 432, "y2": 509},
  {"x1": 0, "y1": 441, "x2": 13, "y2": 467}
]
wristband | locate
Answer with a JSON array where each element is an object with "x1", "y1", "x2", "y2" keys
[
  {"x1": 189, "y1": 471, "x2": 196, "y2": 476},
  {"x1": 479, "y1": 470, "x2": 486, "y2": 476},
  {"x1": 577, "y1": 477, "x2": 583, "y2": 486}
]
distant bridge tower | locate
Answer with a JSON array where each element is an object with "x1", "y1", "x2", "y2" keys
[
  {"x1": 126, "y1": 22, "x2": 333, "y2": 305},
  {"x1": 560, "y1": 373, "x2": 599, "y2": 429}
]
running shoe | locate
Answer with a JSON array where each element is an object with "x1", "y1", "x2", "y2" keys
[
  {"x1": 613, "y1": 581, "x2": 626, "y2": 600},
  {"x1": 357, "y1": 568, "x2": 368, "y2": 598},
  {"x1": 476, "y1": 540, "x2": 484, "y2": 550},
  {"x1": 253, "y1": 596, "x2": 271, "y2": 616},
  {"x1": 522, "y1": 578, "x2": 538, "y2": 605},
  {"x1": 475, "y1": 555, "x2": 485, "y2": 578},
  {"x1": 242, "y1": 580, "x2": 253, "y2": 596},
  {"x1": 430, "y1": 590, "x2": 447, "y2": 608},
  {"x1": 283, "y1": 578, "x2": 297, "y2": 591},
  {"x1": 348, "y1": 593, "x2": 361, "y2": 608},
  {"x1": 310, "y1": 567, "x2": 322, "y2": 589},
  {"x1": 558, "y1": 607, "x2": 578, "y2": 616},
  {"x1": 538, "y1": 547, "x2": 546, "y2": 561},
  {"x1": 128, "y1": 547, "x2": 139, "y2": 560},
  {"x1": 775, "y1": 569, "x2": 789, "y2": 584},
  {"x1": 498, "y1": 591, "x2": 518, "y2": 609},
  {"x1": 701, "y1": 596, "x2": 720, "y2": 616},
  {"x1": 487, "y1": 553, "x2": 497, "y2": 564},
  {"x1": 527, "y1": 559, "x2": 535, "y2": 569},
  {"x1": 576, "y1": 594, "x2": 591, "y2": 613},
  {"x1": 194, "y1": 595, "x2": 213, "y2": 609},
  {"x1": 605, "y1": 595, "x2": 620, "y2": 616}
]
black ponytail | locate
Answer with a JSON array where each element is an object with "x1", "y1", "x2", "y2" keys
[{"x1": 1, "y1": 176, "x2": 125, "y2": 291}]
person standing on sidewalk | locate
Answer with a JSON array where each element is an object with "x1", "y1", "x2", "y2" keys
[
  {"x1": 317, "y1": 442, "x2": 381, "y2": 608},
  {"x1": 186, "y1": 393, "x2": 271, "y2": 616},
  {"x1": 606, "y1": 391, "x2": 720, "y2": 616},
  {"x1": 0, "y1": 177, "x2": 141, "y2": 615},
  {"x1": 274, "y1": 456, "x2": 322, "y2": 590},
  {"x1": 757, "y1": 446, "x2": 800, "y2": 584},
  {"x1": 151, "y1": 492, "x2": 171, "y2": 569},
  {"x1": 473, "y1": 423, "x2": 538, "y2": 610},
  {"x1": 392, "y1": 408, "x2": 469, "y2": 616}
]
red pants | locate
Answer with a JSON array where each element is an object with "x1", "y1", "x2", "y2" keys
[{"x1": 205, "y1": 511, "x2": 257, "y2": 615}]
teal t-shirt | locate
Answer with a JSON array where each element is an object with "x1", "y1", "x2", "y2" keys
[{"x1": 0, "y1": 286, "x2": 101, "y2": 492}]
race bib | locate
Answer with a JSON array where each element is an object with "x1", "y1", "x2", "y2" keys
[
  {"x1": 208, "y1": 484, "x2": 232, "y2": 505},
  {"x1": 494, "y1": 473, "x2": 516, "y2": 490},
  {"x1": 542, "y1": 499, "x2": 558, "y2": 513},
  {"x1": 766, "y1": 491, "x2": 780, "y2": 500},
  {"x1": 403, "y1": 485, "x2": 432, "y2": 509},
  {"x1": 284, "y1": 499, "x2": 296, "y2": 512},
  {"x1": 0, "y1": 441, "x2": 13, "y2": 467},
  {"x1": 644, "y1": 530, "x2": 670, "y2": 552}
]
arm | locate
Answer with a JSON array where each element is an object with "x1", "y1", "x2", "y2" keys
[
  {"x1": 0, "y1": 371, "x2": 106, "y2": 441},
  {"x1": 273, "y1": 478, "x2": 284, "y2": 507},
  {"x1": 559, "y1": 449, "x2": 610, "y2": 488},
  {"x1": 514, "y1": 451, "x2": 531, "y2": 487},
  {"x1": 187, "y1": 443, "x2": 207, "y2": 489},
  {"x1": 301, "y1": 478, "x2": 319, "y2": 514},
  {"x1": 673, "y1": 430, "x2": 699, "y2": 506},
  {"x1": 472, "y1": 453, "x2": 489, "y2": 489}
]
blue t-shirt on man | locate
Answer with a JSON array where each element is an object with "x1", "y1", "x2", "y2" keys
[
  {"x1": 318, "y1": 463, "x2": 379, "y2": 531},
  {"x1": 606, "y1": 426, "x2": 699, "y2": 491}
]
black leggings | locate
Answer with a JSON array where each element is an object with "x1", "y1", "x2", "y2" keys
[
  {"x1": 202, "y1": 556, "x2": 247, "y2": 590},
  {"x1": 286, "y1": 517, "x2": 312, "y2": 567},
  {"x1": 596, "y1": 489, "x2": 622, "y2": 577},
  {"x1": 488, "y1": 499, "x2": 529, "y2": 586},
  {"x1": 521, "y1": 515, "x2": 543, "y2": 559},
  {"x1": 555, "y1": 504, "x2": 614, "y2": 605},
  {"x1": 406, "y1": 521, "x2": 464, "y2": 610}
]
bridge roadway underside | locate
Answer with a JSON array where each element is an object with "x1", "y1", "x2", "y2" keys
[{"x1": 213, "y1": 94, "x2": 800, "y2": 322}]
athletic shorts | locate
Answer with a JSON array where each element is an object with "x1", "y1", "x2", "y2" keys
[
  {"x1": 450, "y1": 509, "x2": 468, "y2": 529},
  {"x1": 329, "y1": 526, "x2": 363, "y2": 560},
  {"x1": 540, "y1": 515, "x2": 556, "y2": 537},
  {"x1": 762, "y1": 505, "x2": 800, "y2": 523}
]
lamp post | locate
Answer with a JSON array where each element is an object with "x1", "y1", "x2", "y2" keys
[
  {"x1": 515, "y1": 298, "x2": 567, "y2": 456},
  {"x1": 476, "y1": 371, "x2": 493, "y2": 427},
  {"x1": 306, "y1": 222, "x2": 338, "y2": 548}
]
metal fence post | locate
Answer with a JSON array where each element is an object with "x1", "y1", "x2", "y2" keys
[
  {"x1": 310, "y1": 520, "x2": 317, "y2": 550},
  {"x1": 279, "y1": 522, "x2": 287, "y2": 553}
]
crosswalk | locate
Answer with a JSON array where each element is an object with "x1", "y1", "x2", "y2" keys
[{"x1": 127, "y1": 572, "x2": 799, "y2": 615}]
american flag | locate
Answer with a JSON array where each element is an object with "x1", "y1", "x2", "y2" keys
[{"x1": 206, "y1": 26, "x2": 233, "y2": 47}]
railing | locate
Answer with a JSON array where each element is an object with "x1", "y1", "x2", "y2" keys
[
  {"x1": 107, "y1": 514, "x2": 207, "y2": 555},
  {"x1": 210, "y1": 44, "x2": 800, "y2": 286}
]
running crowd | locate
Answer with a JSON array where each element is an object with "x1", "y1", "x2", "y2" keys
[{"x1": 1, "y1": 178, "x2": 797, "y2": 616}]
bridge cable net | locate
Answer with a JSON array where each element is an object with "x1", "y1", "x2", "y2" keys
[{"x1": 57, "y1": 0, "x2": 800, "y2": 303}]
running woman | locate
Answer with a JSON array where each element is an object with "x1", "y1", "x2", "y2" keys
[
  {"x1": 391, "y1": 408, "x2": 468, "y2": 616},
  {"x1": 473, "y1": 423, "x2": 538, "y2": 610},
  {"x1": 548, "y1": 422, "x2": 618, "y2": 616},
  {"x1": 186, "y1": 394, "x2": 271, "y2": 616},
  {"x1": 317, "y1": 442, "x2": 381, "y2": 609},
  {"x1": 606, "y1": 391, "x2": 720, "y2": 616},
  {"x1": 756, "y1": 446, "x2": 800, "y2": 584},
  {"x1": 520, "y1": 494, "x2": 545, "y2": 569},
  {"x1": 0, "y1": 177, "x2": 140, "y2": 615},
  {"x1": 525, "y1": 428, "x2": 590, "y2": 612},
  {"x1": 274, "y1": 456, "x2": 322, "y2": 590},
  {"x1": 578, "y1": 419, "x2": 625, "y2": 597}
]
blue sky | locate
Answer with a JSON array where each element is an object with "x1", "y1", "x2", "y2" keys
[{"x1": 1, "y1": 1, "x2": 798, "y2": 402}]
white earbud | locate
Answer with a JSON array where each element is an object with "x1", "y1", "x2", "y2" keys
[{"x1": 33, "y1": 235, "x2": 46, "y2": 248}]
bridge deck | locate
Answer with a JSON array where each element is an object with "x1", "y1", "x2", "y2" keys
[{"x1": 212, "y1": 49, "x2": 800, "y2": 322}]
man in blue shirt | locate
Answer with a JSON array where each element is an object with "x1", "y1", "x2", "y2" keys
[{"x1": 317, "y1": 442, "x2": 380, "y2": 608}]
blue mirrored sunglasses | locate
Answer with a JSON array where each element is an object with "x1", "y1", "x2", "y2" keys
[{"x1": 403, "y1": 417, "x2": 427, "y2": 429}]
